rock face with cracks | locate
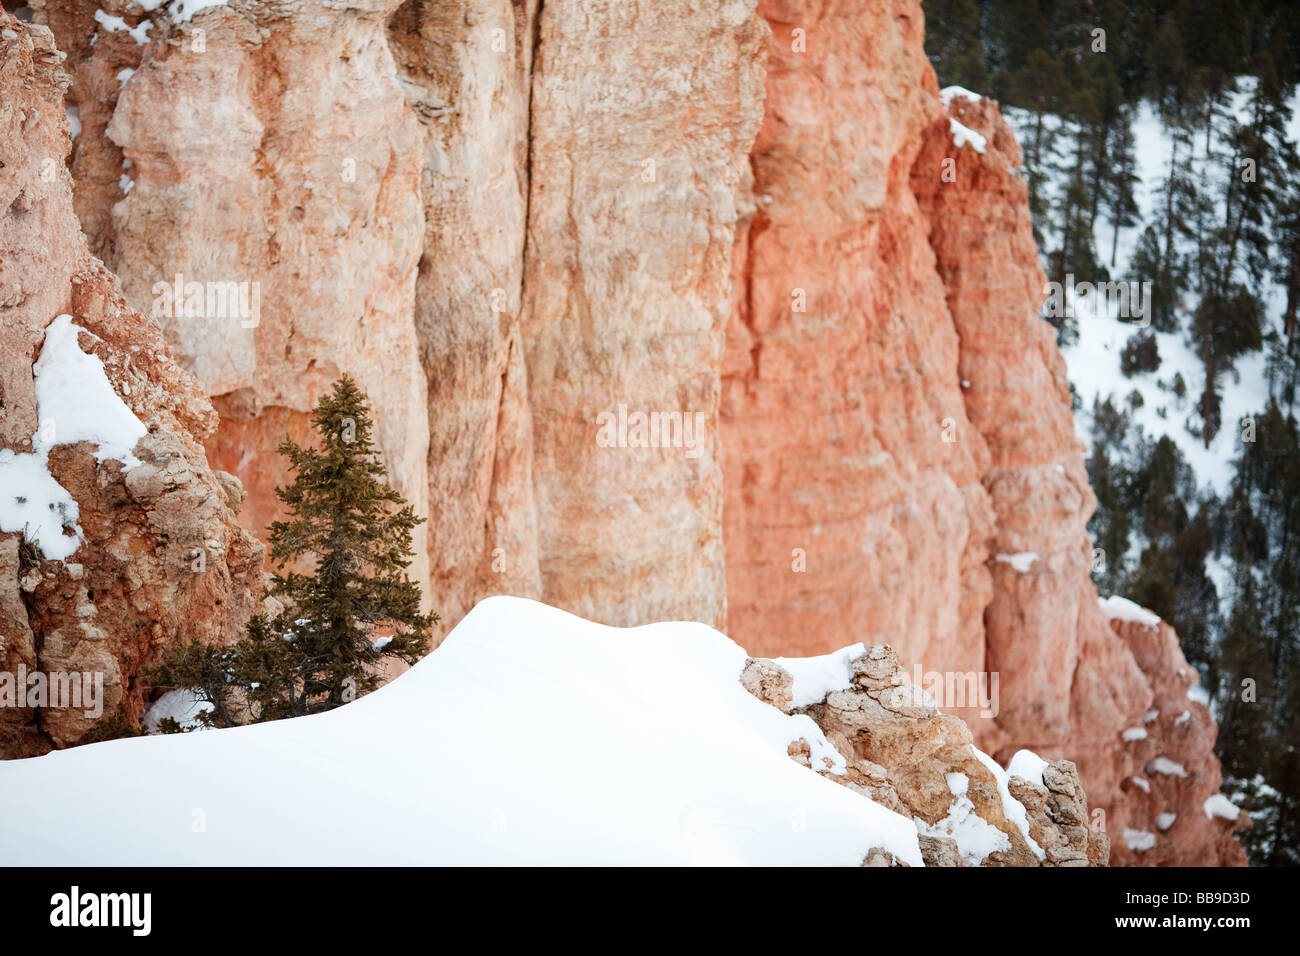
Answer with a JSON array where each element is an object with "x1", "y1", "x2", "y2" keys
[
  {"x1": 10, "y1": 0, "x2": 1245, "y2": 865},
  {"x1": 0, "y1": 11, "x2": 263, "y2": 757}
]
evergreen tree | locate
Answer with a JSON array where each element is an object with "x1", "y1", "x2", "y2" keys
[
  {"x1": 1191, "y1": 289, "x2": 1263, "y2": 446},
  {"x1": 151, "y1": 376, "x2": 435, "y2": 726},
  {"x1": 1104, "y1": 109, "x2": 1142, "y2": 269},
  {"x1": 924, "y1": 0, "x2": 989, "y2": 93},
  {"x1": 1086, "y1": 439, "x2": 1133, "y2": 594}
]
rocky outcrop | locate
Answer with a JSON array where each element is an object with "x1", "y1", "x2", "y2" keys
[
  {"x1": 722, "y1": 0, "x2": 994, "y2": 687},
  {"x1": 742, "y1": 648, "x2": 1110, "y2": 866},
  {"x1": 0, "y1": 11, "x2": 262, "y2": 756},
  {"x1": 909, "y1": 93, "x2": 1246, "y2": 866},
  {"x1": 1083, "y1": 611, "x2": 1249, "y2": 866},
  {"x1": 37, "y1": 0, "x2": 432, "y2": 596},
  {"x1": 11, "y1": 0, "x2": 1243, "y2": 864},
  {"x1": 722, "y1": 3, "x2": 1244, "y2": 865}
]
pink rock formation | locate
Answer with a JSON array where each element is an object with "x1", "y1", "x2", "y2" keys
[
  {"x1": 0, "y1": 11, "x2": 262, "y2": 756},
  {"x1": 722, "y1": 1, "x2": 1245, "y2": 864},
  {"x1": 1085, "y1": 612, "x2": 1248, "y2": 866},
  {"x1": 518, "y1": 0, "x2": 766, "y2": 628},
  {"x1": 12, "y1": 0, "x2": 1245, "y2": 864}
]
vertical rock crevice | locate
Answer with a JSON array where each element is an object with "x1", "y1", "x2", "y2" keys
[
  {"x1": 518, "y1": 0, "x2": 766, "y2": 628},
  {"x1": 387, "y1": 0, "x2": 541, "y2": 636}
]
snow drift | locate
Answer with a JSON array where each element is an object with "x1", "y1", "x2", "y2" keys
[{"x1": 0, "y1": 596, "x2": 924, "y2": 866}]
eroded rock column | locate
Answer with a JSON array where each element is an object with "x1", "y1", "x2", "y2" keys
[
  {"x1": 521, "y1": 0, "x2": 767, "y2": 627},
  {"x1": 722, "y1": 0, "x2": 995, "y2": 690}
]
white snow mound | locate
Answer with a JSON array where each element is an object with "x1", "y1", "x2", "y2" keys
[{"x1": 0, "y1": 596, "x2": 924, "y2": 866}]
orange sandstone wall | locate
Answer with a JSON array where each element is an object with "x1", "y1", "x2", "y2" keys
[{"x1": 22, "y1": 0, "x2": 1245, "y2": 862}]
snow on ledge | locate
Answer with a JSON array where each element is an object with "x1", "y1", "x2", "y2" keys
[
  {"x1": 169, "y1": 0, "x2": 229, "y2": 23},
  {"x1": 1098, "y1": 595, "x2": 1161, "y2": 628},
  {"x1": 770, "y1": 642, "x2": 866, "y2": 707},
  {"x1": 1005, "y1": 749, "x2": 1049, "y2": 787},
  {"x1": 949, "y1": 117, "x2": 987, "y2": 154},
  {"x1": 1124, "y1": 828, "x2": 1157, "y2": 852},
  {"x1": 0, "y1": 315, "x2": 146, "y2": 560},
  {"x1": 1148, "y1": 756, "x2": 1189, "y2": 778},
  {"x1": 973, "y1": 747, "x2": 1044, "y2": 860},
  {"x1": 1203, "y1": 794, "x2": 1240, "y2": 821},
  {"x1": 0, "y1": 596, "x2": 924, "y2": 866},
  {"x1": 994, "y1": 551, "x2": 1038, "y2": 573},
  {"x1": 940, "y1": 85, "x2": 984, "y2": 109},
  {"x1": 0, "y1": 450, "x2": 81, "y2": 559},
  {"x1": 34, "y1": 314, "x2": 146, "y2": 468},
  {"x1": 914, "y1": 771, "x2": 1010, "y2": 865},
  {"x1": 93, "y1": 9, "x2": 152, "y2": 45}
]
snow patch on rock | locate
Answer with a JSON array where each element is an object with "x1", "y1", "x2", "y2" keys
[
  {"x1": 973, "y1": 747, "x2": 1045, "y2": 860},
  {"x1": 1148, "y1": 756, "x2": 1189, "y2": 778},
  {"x1": 771, "y1": 642, "x2": 866, "y2": 707},
  {"x1": 994, "y1": 551, "x2": 1038, "y2": 572},
  {"x1": 1204, "y1": 794, "x2": 1240, "y2": 821},
  {"x1": 1005, "y1": 748, "x2": 1049, "y2": 787},
  {"x1": 914, "y1": 771, "x2": 1010, "y2": 865},
  {"x1": 1124, "y1": 828, "x2": 1157, "y2": 852},
  {"x1": 949, "y1": 117, "x2": 987, "y2": 154},
  {"x1": 1098, "y1": 595, "x2": 1161, "y2": 627},
  {"x1": 0, "y1": 316, "x2": 147, "y2": 560}
]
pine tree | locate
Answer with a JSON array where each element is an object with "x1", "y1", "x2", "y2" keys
[
  {"x1": 924, "y1": 0, "x2": 989, "y2": 93},
  {"x1": 151, "y1": 376, "x2": 435, "y2": 726},
  {"x1": 1191, "y1": 289, "x2": 1263, "y2": 446},
  {"x1": 1086, "y1": 438, "x2": 1133, "y2": 593},
  {"x1": 1104, "y1": 109, "x2": 1141, "y2": 269}
]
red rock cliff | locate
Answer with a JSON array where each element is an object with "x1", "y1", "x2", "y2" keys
[{"x1": 12, "y1": 0, "x2": 1245, "y2": 863}]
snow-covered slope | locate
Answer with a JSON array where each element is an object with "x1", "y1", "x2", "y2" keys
[
  {"x1": 1006, "y1": 87, "x2": 1300, "y2": 499},
  {"x1": 0, "y1": 596, "x2": 922, "y2": 866}
]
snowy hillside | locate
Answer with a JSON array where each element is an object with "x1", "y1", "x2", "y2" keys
[
  {"x1": 1004, "y1": 86, "x2": 1300, "y2": 498},
  {"x1": 0, "y1": 596, "x2": 924, "y2": 866}
]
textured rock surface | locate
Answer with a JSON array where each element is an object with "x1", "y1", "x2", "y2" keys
[
  {"x1": 13, "y1": 0, "x2": 1244, "y2": 864},
  {"x1": 386, "y1": 0, "x2": 542, "y2": 631},
  {"x1": 910, "y1": 90, "x2": 1246, "y2": 866},
  {"x1": 39, "y1": 0, "x2": 432, "y2": 596},
  {"x1": 723, "y1": 1, "x2": 1243, "y2": 865},
  {"x1": 741, "y1": 647, "x2": 1110, "y2": 866},
  {"x1": 519, "y1": 0, "x2": 766, "y2": 628},
  {"x1": 1083, "y1": 613, "x2": 1249, "y2": 866},
  {"x1": 0, "y1": 11, "x2": 262, "y2": 756},
  {"x1": 723, "y1": 0, "x2": 993, "y2": 686}
]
